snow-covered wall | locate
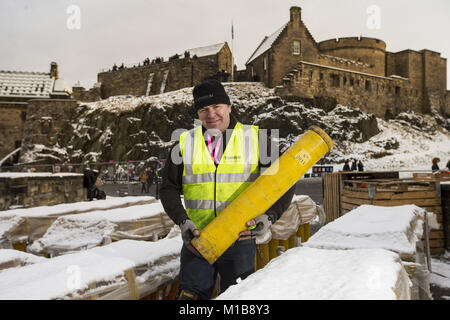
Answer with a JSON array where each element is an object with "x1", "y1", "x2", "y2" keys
[{"x1": 18, "y1": 83, "x2": 450, "y2": 171}]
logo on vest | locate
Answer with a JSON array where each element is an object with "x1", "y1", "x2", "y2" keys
[{"x1": 224, "y1": 155, "x2": 242, "y2": 160}]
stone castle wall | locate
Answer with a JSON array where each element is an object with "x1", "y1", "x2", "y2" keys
[
  {"x1": 278, "y1": 61, "x2": 424, "y2": 118},
  {"x1": 0, "y1": 101, "x2": 28, "y2": 161},
  {"x1": 0, "y1": 173, "x2": 84, "y2": 210},
  {"x1": 97, "y1": 57, "x2": 218, "y2": 99},
  {"x1": 95, "y1": 44, "x2": 232, "y2": 100},
  {"x1": 71, "y1": 85, "x2": 102, "y2": 102},
  {"x1": 318, "y1": 37, "x2": 386, "y2": 77},
  {"x1": 249, "y1": 6, "x2": 448, "y2": 118}
]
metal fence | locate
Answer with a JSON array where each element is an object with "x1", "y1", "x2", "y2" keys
[{"x1": 0, "y1": 159, "x2": 165, "y2": 184}]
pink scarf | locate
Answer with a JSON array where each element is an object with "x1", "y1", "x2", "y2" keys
[{"x1": 206, "y1": 133, "x2": 222, "y2": 164}]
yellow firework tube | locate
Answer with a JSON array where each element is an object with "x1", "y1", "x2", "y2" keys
[{"x1": 191, "y1": 126, "x2": 333, "y2": 264}]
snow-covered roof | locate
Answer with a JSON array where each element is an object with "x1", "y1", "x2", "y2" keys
[
  {"x1": 53, "y1": 78, "x2": 71, "y2": 93},
  {"x1": 184, "y1": 42, "x2": 226, "y2": 58},
  {"x1": 246, "y1": 23, "x2": 288, "y2": 65},
  {"x1": 0, "y1": 71, "x2": 55, "y2": 98}
]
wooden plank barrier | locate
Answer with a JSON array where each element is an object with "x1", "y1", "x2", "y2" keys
[
  {"x1": 323, "y1": 171, "x2": 400, "y2": 224},
  {"x1": 340, "y1": 179, "x2": 445, "y2": 255}
]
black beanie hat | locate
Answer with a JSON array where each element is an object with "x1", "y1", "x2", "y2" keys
[{"x1": 193, "y1": 79, "x2": 231, "y2": 111}]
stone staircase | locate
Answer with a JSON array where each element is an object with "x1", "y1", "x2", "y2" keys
[{"x1": 275, "y1": 61, "x2": 304, "y2": 96}]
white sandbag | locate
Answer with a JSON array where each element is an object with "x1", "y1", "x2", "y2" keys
[
  {"x1": 1, "y1": 196, "x2": 156, "y2": 246},
  {"x1": 0, "y1": 238, "x2": 182, "y2": 300},
  {"x1": 270, "y1": 195, "x2": 321, "y2": 241},
  {"x1": 28, "y1": 202, "x2": 174, "y2": 257},
  {"x1": 217, "y1": 246, "x2": 411, "y2": 300},
  {"x1": 304, "y1": 204, "x2": 426, "y2": 261}
]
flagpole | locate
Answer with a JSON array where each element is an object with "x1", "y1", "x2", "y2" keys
[{"x1": 231, "y1": 20, "x2": 234, "y2": 82}]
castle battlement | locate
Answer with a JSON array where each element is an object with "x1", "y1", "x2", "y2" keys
[{"x1": 318, "y1": 37, "x2": 386, "y2": 52}]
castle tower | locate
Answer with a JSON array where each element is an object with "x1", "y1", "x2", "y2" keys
[
  {"x1": 290, "y1": 6, "x2": 301, "y2": 23},
  {"x1": 50, "y1": 62, "x2": 58, "y2": 79}
]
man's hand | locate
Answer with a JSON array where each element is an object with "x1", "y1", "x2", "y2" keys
[
  {"x1": 179, "y1": 219, "x2": 200, "y2": 245},
  {"x1": 239, "y1": 214, "x2": 272, "y2": 241}
]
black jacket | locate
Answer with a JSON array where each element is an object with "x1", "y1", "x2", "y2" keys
[
  {"x1": 432, "y1": 163, "x2": 440, "y2": 172},
  {"x1": 160, "y1": 115, "x2": 295, "y2": 226}
]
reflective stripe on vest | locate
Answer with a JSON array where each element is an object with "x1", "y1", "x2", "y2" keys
[{"x1": 179, "y1": 122, "x2": 259, "y2": 231}]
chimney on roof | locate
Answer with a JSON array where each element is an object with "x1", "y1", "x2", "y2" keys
[
  {"x1": 50, "y1": 62, "x2": 58, "y2": 79},
  {"x1": 290, "y1": 6, "x2": 301, "y2": 23}
]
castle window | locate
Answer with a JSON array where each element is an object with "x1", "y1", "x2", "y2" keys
[
  {"x1": 395, "y1": 86, "x2": 400, "y2": 95},
  {"x1": 21, "y1": 111, "x2": 27, "y2": 122},
  {"x1": 365, "y1": 80, "x2": 371, "y2": 91},
  {"x1": 330, "y1": 74, "x2": 340, "y2": 87},
  {"x1": 350, "y1": 78, "x2": 354, "y2": 86},
  {"x1": 343, "y1": 77, "x2": 347, "y2": 86},
  {"x1": 319, "y1": 73, "x2": 324, "y2": 81},
  {"x1": 41, "y1": 117, "x2": 52, "y2": 134},
  {"x1": 293, "y1": 40, "x2": 301, "y2": 55},
  {"x1": 310, "y1": 71, "x2": 313, "y2": 79},
  {"x1": 264, "y1": 56, "x2": 267, "y2": 71}
]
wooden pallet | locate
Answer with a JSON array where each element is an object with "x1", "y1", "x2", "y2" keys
[
  {"x1": 322, "y1": 171, "x2": 400, "y2": 224},
  {"x1": 340, "y1": 179, "x2": 445, "y2": 255},
  {"x1": 413, "y1": 172, "x2": 450, "y2": 182}
]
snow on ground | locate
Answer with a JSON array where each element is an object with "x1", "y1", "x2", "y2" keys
[
  {"x1": 83, "y1": 87, "x2": 194, "y2": 115},
  {"x1": 340, "y1": 118, "x2": 450, "y2": 171},
  {"x1": 431, "y1": 257, "x2": 450, "y2": 289},
  {"x1": 217, "y1": 247, "x2": 410, "y2": 300}
]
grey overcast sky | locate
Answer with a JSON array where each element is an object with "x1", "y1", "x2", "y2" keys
[{"x1": 0, "y1": 0, "x2": 449, "y2": 90}]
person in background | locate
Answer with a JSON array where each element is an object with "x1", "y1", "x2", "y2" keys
[
  {"x1": 446, "y1": 159, "x2": 450, "y2": 171},
  {"x1": 432, "y1": 157, "x2": 440, "y2": 173},
  {"x1": 139, "y1": 170, "x2": 148, "y2": 194},
  {"x1": 342, "y1": 160, "x2": 350, "y2": 172},
  {"x1": 357, "y1": 160, "x2": 364, "y2": 172},
  {"x1": 351, "y1": 159, "x2": 357, "y2": 171},
  {"x1": 83, "y1": 168, "x2": 98, "y2": 201}
]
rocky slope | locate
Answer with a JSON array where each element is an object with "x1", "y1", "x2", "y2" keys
[{"x1": 19, "y1": 83, "x2": 450, "y2": 171}]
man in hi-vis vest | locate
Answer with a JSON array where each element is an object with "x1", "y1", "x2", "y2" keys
[{"x1": 160, "y1": 79, "x2": 295, "y2": 300}]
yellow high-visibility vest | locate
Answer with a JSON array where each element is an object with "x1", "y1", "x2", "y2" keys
[{"x1": 179, "y1": 122, "x2": 259, "y2": 231}]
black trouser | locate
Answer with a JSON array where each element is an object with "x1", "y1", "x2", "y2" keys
[{"x1": 178, "y1": 239, "x2": 256, "y2": 299}]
